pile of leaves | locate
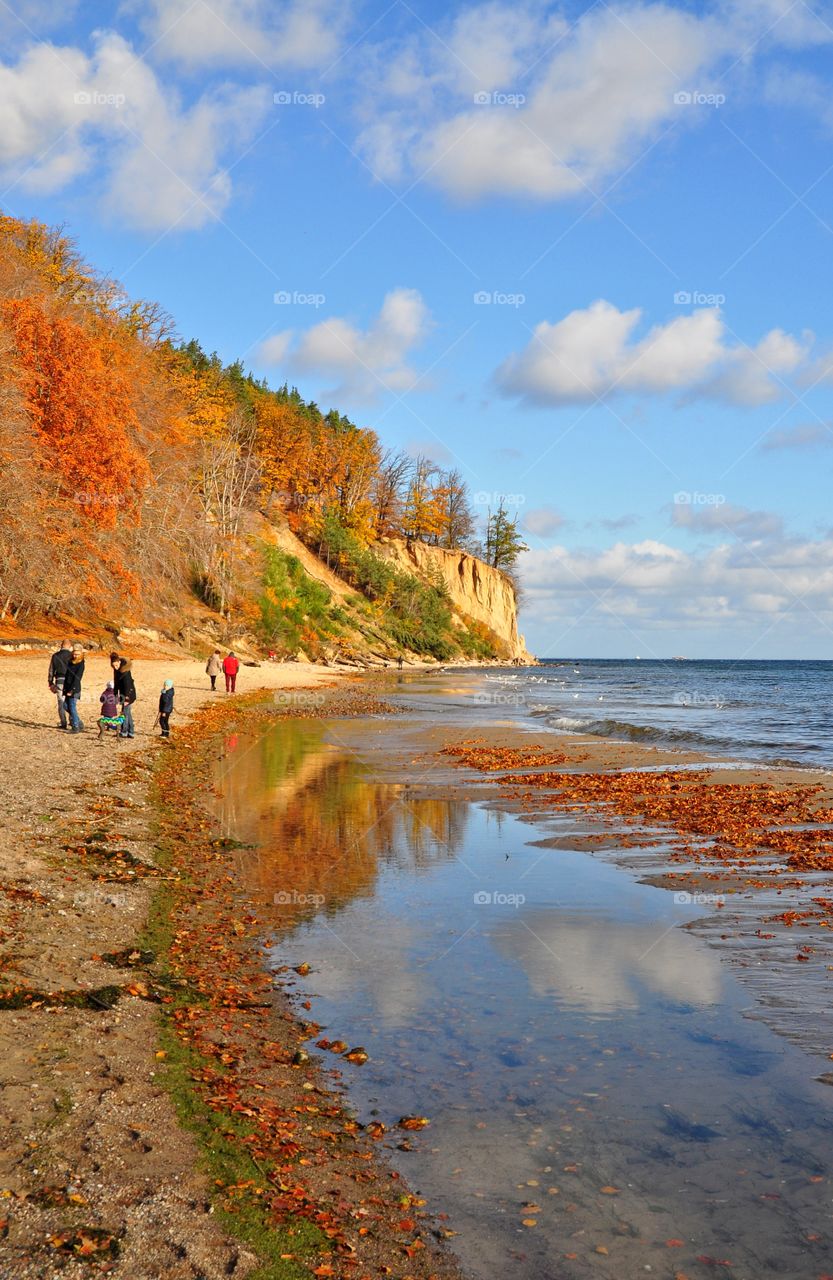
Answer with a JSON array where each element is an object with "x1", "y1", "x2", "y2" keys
[{"x1": 443, "y1": 741, "x2": 833, "y2": 934}]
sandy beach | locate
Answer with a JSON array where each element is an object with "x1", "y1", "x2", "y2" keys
[
  {"x1": 0, "y1": 653, "x2": 349, "y2": 1280},
  {"x1": 2, "y1": 656, "x2": 833, "y2": 1279}
]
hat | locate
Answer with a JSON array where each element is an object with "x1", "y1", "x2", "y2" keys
[{"x1": 163, "y1": 679, "x2": 173, "y2": 689}]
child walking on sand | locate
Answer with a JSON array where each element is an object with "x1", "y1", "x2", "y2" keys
[{"x1": 158, "y1": 680, "x2": 174, "y2": 738}]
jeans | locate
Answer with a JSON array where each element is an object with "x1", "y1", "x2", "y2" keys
[
  {"x1": 210, "y1": 675, "x2": 217, "y2": 690},
  {"x1": 65, "y1": 695, "x2": 84, "y2": 732},
  {"x1": 159, "y1": 712, "x2": 170, "y2": 737},
  {"x1": 225, "y1": 672, "x2": 236, "y2": 692},
  {"x1": 55, "y1": 678, "x2": 67, "y2": 728},
  {"x1": 120, "y1": 701, "x2": 135, "y2": 737}
]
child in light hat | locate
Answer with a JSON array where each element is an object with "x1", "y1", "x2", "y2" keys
[{"x1": 158, "y1": 680, "x2": 174, "y2": 738}]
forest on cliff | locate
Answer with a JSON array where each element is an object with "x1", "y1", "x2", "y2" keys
[{"x1": 0, "y1": 216, "x2": 526, "y2": 661}]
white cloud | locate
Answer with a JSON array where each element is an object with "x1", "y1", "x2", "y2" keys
[
  {"x1": 519, "y1": 533, "x2": 833, "y2": 641},
  {"x1": 495, "y1": 300, "x2": 809, "y2": 406},
  {"x1": 762, "y1": 422, "x2": 833, "y2": 451},
  {"x1": 257, "y1": 288, "x2": 433, "y2": 401},
  {"x1": 671, "y1": 501, "x2": 783, "y2": 540},
  {"x1": 524, "y1": 505, "x2": 564, "y2": 538},
  {"x1": 134, "y1": 0, "x2": 345, "y2": 70},
  {"x1": 353, "y1": 1, "x2": 831, "y2": 202},
  {"x1": 358, "y1": 3, "x2": 720, "y2": 197},
  {"x1": 0, "y1": 32, "x2": 269, "y2": 230}
]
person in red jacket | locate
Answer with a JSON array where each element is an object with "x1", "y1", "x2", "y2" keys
[{"x1": 223, "y1": 651, "x2": 240, "y2": 693}]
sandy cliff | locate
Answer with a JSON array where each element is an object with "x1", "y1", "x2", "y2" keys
[{"x1": 378, "y1": 538, "x2": 532, "y2": 662}]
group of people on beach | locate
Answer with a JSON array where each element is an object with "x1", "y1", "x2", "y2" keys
[{"x1": 47, "y1": 643, "x2": 241, "y2": 741}]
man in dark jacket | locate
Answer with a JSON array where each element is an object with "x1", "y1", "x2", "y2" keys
[
  {"x1": 116, "y1": 659, "x2": 137, "y2": 739},
  {"x1": 48, "y1": 639, "x2": 72, "y2": 729},
  {"x1": 62, "y1": 646, "x2": 86, "y2": 733}
]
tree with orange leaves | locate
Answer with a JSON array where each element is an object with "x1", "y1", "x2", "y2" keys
[{"x1": 2, "y1": 297, "x2": 150, "y2": 528}]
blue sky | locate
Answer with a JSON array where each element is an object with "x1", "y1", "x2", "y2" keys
[{"x1": 3, "y1": 0, "x2": 833, "y2": 658}]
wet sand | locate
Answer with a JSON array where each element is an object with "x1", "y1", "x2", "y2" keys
[{"x1": 209, "y1": 704, "x2": 833, "y2": 1280}]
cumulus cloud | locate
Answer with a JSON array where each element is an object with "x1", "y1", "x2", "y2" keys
[
  {"x1": 495, "y1": 300, "x2": 809, "y2": 406},
  {"x1": 519, "y1": 534, "x2": 833, "y2": 640},
  {"x1": 135, "y1": 0, "x2": 345, "y2": 71},
  {"x1": 257, "y1": 288, "x2": 432, "y2": 401},
  {"x1": 0, "y1": 32, "x2": 269, "y2": 230},
  {"x1": 523, "y1": 506, "x2": 564, "y2": 538},
  {"x1": 354, "y1": 0, "x2": 830, "y2": 202}
]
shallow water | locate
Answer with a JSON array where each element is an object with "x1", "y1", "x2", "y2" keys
[
  {"x1": 212, "y1": 718, "x2": 833, "y2": 1280},
  {"x1": 390, "y1": 660, "x2": 833, "y2": 768}
]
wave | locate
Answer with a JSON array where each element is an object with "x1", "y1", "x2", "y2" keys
[{"x1": 532, "y1": 708, "x2": 818, "y2": 759}]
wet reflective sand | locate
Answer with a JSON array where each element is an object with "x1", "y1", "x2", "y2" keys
[{"x1": 211, "y1": 718, "x2": 833, "y2": 1280}]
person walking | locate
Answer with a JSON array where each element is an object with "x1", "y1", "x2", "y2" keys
[
  {"x1": 223, "y1": 651, "x2": 240, "y2": 694},
  {"x1": 206, "y1": 650, "x2": 222, "y2": 691},
  {"x1": 62, "y1": 645, "x2": 86, "y2": 733},
  {"x1": 48, "y1": 639, "x2": 73, "y2": 729},
  {"x1": 116, "y1": 658, "x2": 137, "y2": 739},
  {"x1": 158, "y1": 680, "x2": 174, "y2": 737}
]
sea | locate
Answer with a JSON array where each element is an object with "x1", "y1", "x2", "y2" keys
[{"x1": 397, "y1": 658, "x2": 833, "y2": 769}]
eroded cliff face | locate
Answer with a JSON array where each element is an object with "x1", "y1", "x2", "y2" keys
[{"x1": 379, "y1": 538, "x2": 532, "y2": 662}]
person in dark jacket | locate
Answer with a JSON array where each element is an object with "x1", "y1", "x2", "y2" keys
[
  {"x1": 48, "y1": 639, "x2": 72, "y2": 729},
  {"x1": 62, "y1": 645, "x2": 86, "y2": 733},
  {"x1": 116, "y1": 658, "x2": 137, "y2": 739},
  {"x1": 158, "y1": 680, "x2": 174, "y2": 737},
  {"x1": 223, "y1": 651, "x2": 240, "y2": 693}
]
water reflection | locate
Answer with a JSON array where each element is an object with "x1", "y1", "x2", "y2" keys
[
  {"x1": 492, "y1": 911, "x2": 724, "y2": 1013},
  {"x1": 213, "y1": 719, "x2": 470, "y2": 925},
  {"x1": 212, "y1": 719, "x2": 833, "y2": 1280}
]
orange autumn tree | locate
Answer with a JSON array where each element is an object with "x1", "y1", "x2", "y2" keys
[{"x1": 2, "y1": 297, "x2": 150, "y2": 528}]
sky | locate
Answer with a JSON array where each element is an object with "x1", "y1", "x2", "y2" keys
[{"x1": 2, "y1": 0, "x2": 833, "y2": 659}]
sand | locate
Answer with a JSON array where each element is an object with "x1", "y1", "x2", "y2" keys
[{"x1": 0, "y1": 653, "x2": 344, "y2": 1280}]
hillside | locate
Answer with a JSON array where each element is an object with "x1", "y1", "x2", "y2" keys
[{"x1": 0, "y1": 214, "x2": 530, "y2": 666}]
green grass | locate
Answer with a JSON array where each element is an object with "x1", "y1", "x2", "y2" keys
[{"x1": 138, "y1": 770, "x2": 329, "y2": 1279}]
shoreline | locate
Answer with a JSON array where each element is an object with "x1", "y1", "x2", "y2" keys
[
  {"x1": 2, "y1": 660, "x2": 832, "y2": 1276},
  {"x1": 0, "y1": 663, "x2": 465, "y2": 1279}
]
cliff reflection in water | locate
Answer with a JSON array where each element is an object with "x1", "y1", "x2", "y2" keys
[{"x1": 212, "y1": 719, "x2": 469, "y2": 924}]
